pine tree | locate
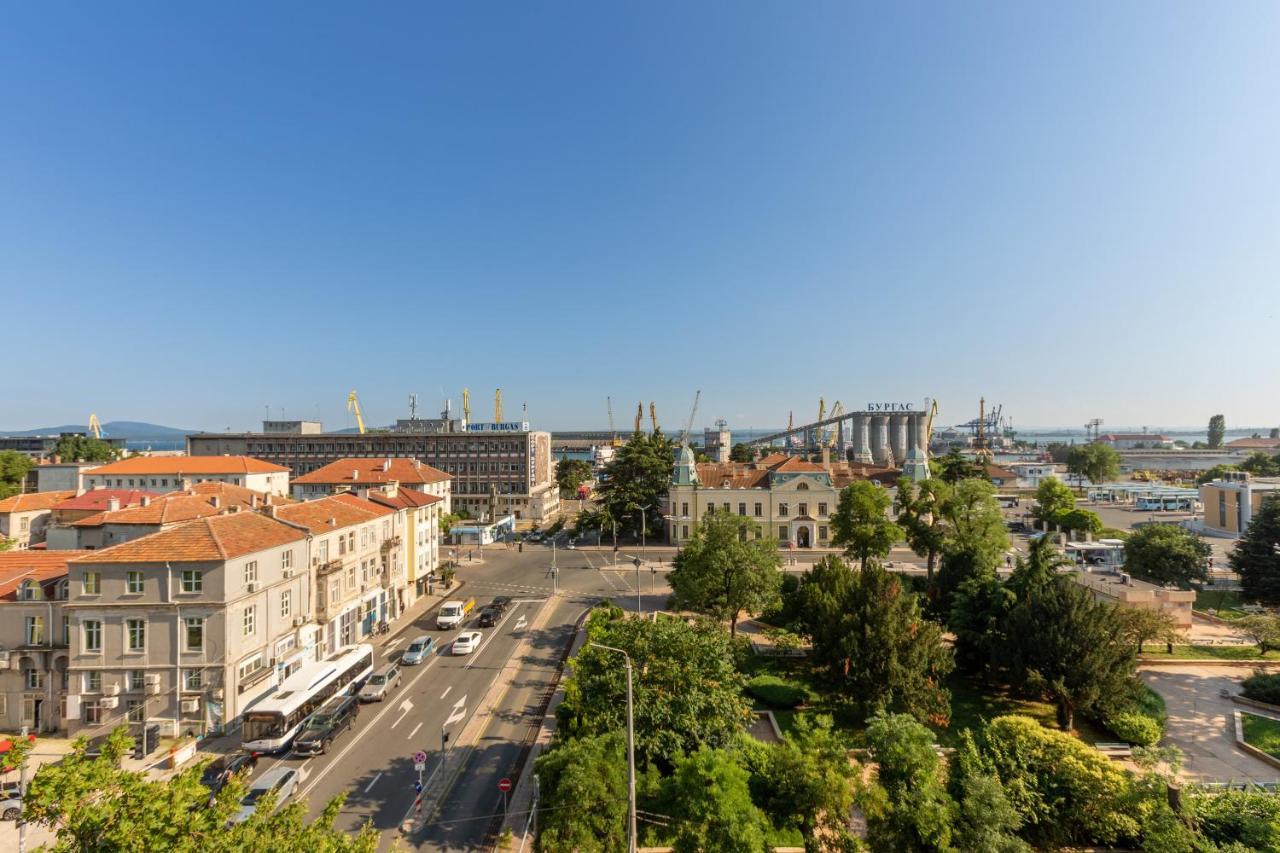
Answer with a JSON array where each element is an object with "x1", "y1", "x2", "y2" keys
[{"x1": 1231, "y1": 493, "x2": 1280, "y2": 605}]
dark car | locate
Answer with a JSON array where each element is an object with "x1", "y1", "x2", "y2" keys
[
  {"x1": 200, "y1": 751, "x2": 260, "y2": 799},
  {"x1": 477, "y1": 606, "x2": 500, "y2": 627},
  {"x1": 292, "y1": 695, "x2": 359, "y2": 756},
  {"x1": 490, "y1": 596, "x2": 512, "y2": 612}
]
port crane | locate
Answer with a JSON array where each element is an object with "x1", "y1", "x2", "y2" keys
[
  {"x1": 649, "y1": 402, "x2": 659, "y2": 433},
  {"x1": 88, "y1": 413, "x2": 103, "y2": 439},
  {"x1": 634, "y1": 402, "x2": 644, "y2": 434},
  {"x1": 494, "y1": 388, "x2": 503, "y2": 423},
  {"x1": 347, "y1": 391, "x2": 367, "y2": 435},
  {"x1": 679, "y1": 390, "x2": 702, "y2": 448},
  {"x1": 462, "y1": 388, "x2": 471, "y2": 425}
]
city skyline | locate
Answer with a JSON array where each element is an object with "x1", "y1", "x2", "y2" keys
[{"x1": 4, "y1": 3, "x2": 1278, "y2": 429}]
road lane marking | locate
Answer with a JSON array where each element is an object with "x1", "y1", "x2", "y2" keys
[
  {"x1": 384, "y1": 638, "x2": 402, "y2": 649},
  {"x1": 444, "y1": 695, "x2": 468, "y2": 727},
  {"x1": 463, "y1": 604, "x2": 521, "y2": 670},
  {"x1": 440, "y1": 686, "x2": 452, "y2": 700},
  {"x1": 408, "y1": 722, "x2": 422, "y2": 740},
  {"x1": 364, "y1": 772, "x2": 382, "y2": 793}
]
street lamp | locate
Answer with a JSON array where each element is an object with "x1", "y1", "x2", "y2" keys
[
  {"x1": 589, "y1": 642, "x2": 637, "y2": 853},
  {"x1": 632, "y1": 557, "x2": 642, "y2": 614},
  {"x1": 629, "y1": 503, "x2": 651, "y2": 563}
]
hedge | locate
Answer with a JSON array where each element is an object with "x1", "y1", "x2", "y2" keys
[
  {"x1": 1242, "y1": 672, "x2": 1280, "y2": 706},
  {"x1": 1101, "y1": 681, "x2": 1166, "y2": 746},
  {"x1": 746, "y1": 675, "x2": 808, "y2": 708}
]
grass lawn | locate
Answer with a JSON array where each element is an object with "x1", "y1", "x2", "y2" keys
[
  {"x1": 1195, "y1": 589, "x2": 1251, "y2": 619},
  {"x1": 936, "y1": 672, "x2": 1110, "y2": 747},
  {"x1": 1240, "y1": 712, "x2": 1280, "y2": 758},
  {"x1": 1140, "y1": 645, "x2": 1280, "y2": 661}
]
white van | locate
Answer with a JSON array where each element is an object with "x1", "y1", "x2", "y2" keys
[{"x1": 436, "y1": 598, "x2": 475, "y2": 629}]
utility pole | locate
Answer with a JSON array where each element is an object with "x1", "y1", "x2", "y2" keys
[
  {"x1": 633, "y1": 557, "x2": 642, "y2": 614},
  {"x1": 589, "y1": 643, "x2": 637, "y2": 853}
]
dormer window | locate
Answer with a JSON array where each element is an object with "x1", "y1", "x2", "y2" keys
[
  {"x1": 796, "y1": 482, "x2": 809, "y2": 491},
  {"x1": 19, "y1": 580, "x2": 41, "y2": 601}
]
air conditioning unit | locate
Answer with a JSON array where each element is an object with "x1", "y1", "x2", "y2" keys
[
  {"x1": 180, "y1": 698, "x2": 199, "y2": 713},
  {"x1": 145, "y1": 673, "x2": 161, "y2": 685},
  {"x1": 211, "y1": 687, "x2": 224, "y2": 700},
  {"x1": 100, "y1": 696, "x2": 119, "y2": 709},
  {"x1": 246, "y1": 583, "x2": 258, "y2": 593},
  {"x1": 146, "y1": 681, "x2": 162, "y2": 695},
  {"x1": 292, "y1": 616, "x2": 305, "y2": 628},
  {"x1": 9, "y1": 656, "x2": 21, "y2": 670},
  {"x1": 283, "y1": 569, "x2": 294, "y2": 579},
  {"x1": 0, "y1": 650, "x2": 10, "y2": 666},
  {"x1": 104, "y1": 682, "x2": 121, "y2": 697}
]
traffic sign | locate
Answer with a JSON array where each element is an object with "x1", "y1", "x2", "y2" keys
[
  {"x1": 414, "y1": 762, "x2": 425, "y2": 772},
  {"x1": 497, "y1": 777, "x2": 512, "y2": 792},
  {"x1": 414, "y1": 750, "x2": 427, "y2": 764},
  {"x1": 414, "y1": 780, "x2": 423, "y2": 793}
]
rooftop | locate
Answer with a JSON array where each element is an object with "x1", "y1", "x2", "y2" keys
[
  {"x1": 72, "y1": 512, "x2": 305, "y2": 564},
  {"x1": 0, "y1": 550, "x2": 92, "y2": 601},
  {"x1": 72, "y1": 483, "x2": 285, "y2": 528},
  {"x1": 366, "y1": 485, "x2": 444, "y2": 510},
  {"x1": 274, "y1": 492, "x2": 394, "y2": 534},
  {"x1": 1225, "y1": 437, "x2": 1280, "y2": 450},
  {"x1": 51, "y1": 489, "x2": 159, "y2": 512},
  {"x1": 0, "y1": 490, "x2": 77, "y2": 514},
  {"x1": 293, "y1": 457, "x2": 452, "y2": 487},
  {"x1": 88, "y1": 455, "x2": 288, "y2": 476}
]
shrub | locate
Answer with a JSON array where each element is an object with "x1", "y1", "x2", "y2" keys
[
  {"x1": 1103, "y1": 710, "x2": 1162, "y2": 746},
  {"x1": 1241, "y1": 671, "x2": 1280, "y2": 706},
  {"x1": 746, "y1": 675, "x2": 808, "y2": 708}
]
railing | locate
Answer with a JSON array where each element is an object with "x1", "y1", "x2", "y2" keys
[{"x1": 317, "y1": 558, "x2": 346, "y2": 577}]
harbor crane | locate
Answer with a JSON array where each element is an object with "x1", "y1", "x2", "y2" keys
[
  {"x1": 1085, "y1": 418, "x2": 1104, "y2": 442},
  {"x1": 462, "y1": 388, "x2": 471, "y2": 425},
  {"x1": 494, "y1": 388, "x2": 503, "y2": 423},
  {"x1": 679, "y1": 390, "x2": 702, "y2": 448},
  {"x1": 649, "y1": 402, "x2": 658, "y2": 433},
  {"x1": 607, "y1": 397, "x2": 621, "y2": 446},
  {"x1": 347, "y1": 391, "x2": 367, "y2": 435},
  {"x1": 634, "y1": 402, "x2": 644, "y2": 434},
  {"x1": 925, "y1": 398, "x2": 939, "y2": 446},
  {"x1": 88, "y1": 413, "x2": 103, "y2": 439}
]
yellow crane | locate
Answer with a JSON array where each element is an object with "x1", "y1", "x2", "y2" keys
[
  {"x1": 347, "y1": 391, "x2": 367, "y2": 435},
  {"x1": 649, "y1": 401, "x2": 658, "y2": 433},
  {"x1": 87, "y1": 413, "x2": 103, "y2": 439},
  {"x1": 925, "y1": 398, "x2": 939, "y2": 446},
  {"x1": 607, "y1": 397, "x2": 622, "y2": 446},
  {"x1": 494, "y1": 388, "x2": 503, "y2": 423},
  {"x1": 824, "y1": 401, "x2": 844, "y2": 447},
  {"x1": 634, "y1": 402, "x2": 643, "y2": 434},
  {"x1": 462, "y1": 388, "x2": 471, "y2": 425}
]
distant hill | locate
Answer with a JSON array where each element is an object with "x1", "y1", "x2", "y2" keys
[{"x1": 0, "y1": 421, "x2": 197, "y2": 444}]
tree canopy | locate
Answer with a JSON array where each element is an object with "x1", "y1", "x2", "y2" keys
[
  {"x1": 667, "y1": 509, "x2": 781, "y2": 636},
  {"x1": 1066, "y1": 443, "x2": 1121, "y2": 492},
  {"x1": 1230, "y1": 493, "x2": 1280, "y2": 605},
  {"x1": 1030, "y1": 478, "x2": 1076, "y2": 527},
  {"x1": 596, "y1": 431, "x2": 674, "y2": 538},
  {"x1": 1123, "y1": 524, "x2": 1210, "y2": 588},
  {"x1": 758, "y1": 714, "x2": 859, "y2": 849},
  {"x1": 830, "y1": 481, "x2": 901, "y2": 571},
  {"x1": 861, "y1": 713, "x2": 956, "y2": 852},
  {"x1": 555, "y1": 457, "x2": 594, "y2": 496},
  {"x1": 1208, "y1": 414, "x2": 1226, "y2": 449},
  {"x1": 52, "y1": 434, "x2": 120, "y2": 463},
  {"x1": 662, "y1": 748, "x2": 771, "y2": 852},
  {"x1": 0, "y1": 450, "x2": 34, "y2": 499},
  {"x1": 935, "y1": 448, "x2": 982, "y2": 483},
  {"x1": 535, "y1": 731, "x2": 629, "y2": 852},
  {"x1": 894, "y1": 478, "x2": 951, "y2": 582},
  {"x1": 729, "y1": 442, "x2": 755, "y2": 463}
]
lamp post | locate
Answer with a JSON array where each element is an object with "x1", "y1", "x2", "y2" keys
[
  {"x1": 589, "y1": 643, "x2": 637, "y2": 853},
  {"x1": 632, "y1": 556, "x2": 642, "y2": 614}
]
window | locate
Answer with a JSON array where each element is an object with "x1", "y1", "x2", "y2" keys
[
  {"x1": 83, "y1": 571, "x2": 101, "y2": 595},
  {"x1": 738, "y1": 503, "x2": 746, "y2": 516},
  {"x1": 318, "y1": 539, "x2": 329, "y2": 562},
  {"x1": 126, "y1": 571, "x2": 144, "y2": 594},
  {"x1": 126, "y1": 699, "x2": 144, "y2": 723},
  {"x1": 238, "y1": 655, "x2": 264, "y2": 680},
  {"x1": 681, "y1": 502, "x2": 689, "y2": 517},
  {"x1": 25, "y1": 669, "x2": 43, "y2": 690},
  {"x1": 126, "y1": 618, "x2": 145, "y2": 652},
  {"x1": 754, "y1": 502, "x2": 762, "y2": 517},
  {"x1": 779, "y1": 526, "x2": 787, "y2": 540},
  {"x1": 329, "y1": 580, "x2": 340, "y2": 605},
  {"x1": 282, "y1": 550, "x2": 293, "y2": 572},
  {"x1": 181, "y1": 570, "x2": 202, "y2": 593},
  {"x1": 19, "y1": 517, "x2": 29, "y2": 533},
  {"x1": 682, "y1": 525, "x2": 689, "y2": 539},
  {"x1": 84, "y1": 699, "x2": 103, "y2": 725},
  {"x1": 243, "y1": 605, "x2": 256, "y2": 637},
  {"x1": 778, "y1": 503, "x2": 789, "y2": 517},
  {"x1": 361, "y1": 560, "x2": 369, "y2": 584},
  {"x1": 819, "y1": 525, "x2": 828, "y2": 540},
  {"x1": 83, "y1": 620, "x2": 102, "y2": 652},
  {"x1": 361, "y1": 527, "x2": 368, "y2": 547},
  {"x1": 798, "y1": 503, "x2": 808, "y2": 517},
  {"x1": 722, "y1": 502, "x2": 730, "y2": 513},
  {"x1": 84, "y1": 671, "x2": 102, "y2": 692},
  {"x1": 281, "y1": 590, "x2": 292, "y2": 619},
  {"x1": 185, "y1": 617, "x2": 204, "y2": 651},
  {"x1": 346, "y1": 566, "x2": 356, "y2": 589},
  {"x1": 338, "y1": 534, "x2": 347, "y2": 556},
  {"x1": 25, "y1": 615, "x2": 45, "y2": 645},
  {"x1": 183, "y1": 669, "x2": 202, "y2": 691},
  {"x1": 243, "y1": 560, "x2": 258, "y2": 586},
  {"x1": 127, "y1": 670, "x2": 145, "y2": 691},
  {"x1": 818, "y1": 502, "x2": 828, "y2": 517},
  {"x1": 796, "y1": 482, "x2": 809, "y2": 491},
  {"x1": 18, "y1": 580, "x2": 37, "y2": 601}
]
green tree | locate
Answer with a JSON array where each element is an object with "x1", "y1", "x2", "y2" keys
[
  {"x1": 936, "y1": 448, "x2": 981, "y2": 483},
  {"x1": 1235, "y1": 613, "x2": 1280, "y2": 653},
  {"x1": 946, "y1": 730, "x2": 1028, "y2": 852},
  {"x1": 663, "y1": 748, "x2": 771, "y2": 853},
  {"x1": 1196, "y1": 463, "x2": 1239, "y2": 485},
  {"x1": 52, "y1": 434, "x2": 120, "y2": 463},
  {"x1": 22, "y1": 727, "x2": 376, "y2": 853},
  {"x1": 1030, "y1": 478, "x2": 1075, "y2": 527},
  {"x1": 667, "y1": 509, "x2": 781, "y2": 636},
  {"x1": 830, "y1": 481, "x2": 902, "y2": 571},
  {"x1": 760, "y1": 714, "x2": 860, "y2": 851},
  {"x1": 795, "y1": 556, "x2": 952, "y2": 722},
  {"x1": 1189, "y1": 786, "x2": 1280, "y2": 851},
  {"x1": 1230, "y1": 493, "x2": 1280, "y2": 605},
  {"x1": 596, "y1": 430, "x2": 674, "y2": 538},
  {"x1": 1003, "y1": 578, "x2": 1137, "y2": 731},
  {"x1": 1044, "y1": 442, "x2": 1073, "y2": 464},
  {"x1": 1055, "y1": 507, "x2": 1102, "y2": 536},
  {"x1": 948, "y1": 574, "x2": 1015, "y2": 675},
  {"x1": 1117, "y1": 606, "x2": 1181, "y2": 654},
  {"x1": 555, "y1": 458, "x2": 593, "y2": 496},
  {"x1": 932, "y1": 546, "x2": 997, "y2": 620},
  {"x1": 895, "y1": 478, "x2": 952, "y2": 583},
  {"x1": 861, "y1": 713, "x2": 956, "y2": 852},
  {"x1": 1007, "y1": 535, "x2": 1072, "y2": 601},
  {"x1": 1208, "y1": 414, "x2": 1226, "y2": 449},
  {"x1": 940, "y1": 478, "x2": 1009, "y2": 568},
  {"x1": 1240, "y1": 451, "x2": 1280, "y2": 477},
  {"x1": 556, "y1": 605, "x2": 749, "y2": 765},
  {"x1": 729, "y1": 442, "x2": 755, "y2": 463},
  {"x1": 535, "y1": 732, "x2": 628, "y2": 852},
  {"x1": 0, "y1": 450, "x2": 34, "y2": 499},
  {"x1": 1066, "y1": 443, "x2": 1121, "y2": 493},
  {"x1": 1123, "y1": 524, "x2": 1210, "y2": 588}
]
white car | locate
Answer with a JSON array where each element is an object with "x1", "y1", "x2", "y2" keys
[
  {"x1": 230, "y1": 767, "x2": 299, "y2": 824},
  {"x1": 453, "y1": 631, "x2": 482, "y2": 655}
]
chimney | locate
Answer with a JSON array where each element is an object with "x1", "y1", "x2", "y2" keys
[
  {"x1": 140, "y1": 495, "x2": 151, "y2": 507},
  {"x1": 386, "y1": 479, "x2": 399, "y2": 498},
  {"x1": 265, "y1": 504, "x2": 278, "y2": 519},
  {"x1": 107, "y1": 497, "x2": 121, "y2": 512},
  {"x1": 383, "y1": 458, "x2": 392, "y2": 472},
  {"x1": 250, "y1": 494, "x2": 258, "y2": 509},
  {"x1": 353, "y1": 469, "x2": 359, "y2": 482},
  {"x1": 328, "y1": 517, "x2": 337, "y2": 527},
  {"x1": 210, "y1": 495, "x2": 221, "y2": 509}
]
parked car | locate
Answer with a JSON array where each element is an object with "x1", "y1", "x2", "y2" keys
[
  {"x1": 358, "y1": 664, "x2": 402, "y2": 702},
  {"x1": 401, "y1": 635, "x2": 436, "y2": 666},
  {"x1": 490, "y1": 596, "x2": 512, "y2": 612},
  {"x1": 0, "y1": 785, "x2": 20, "y2": 821},
  {"x1": 200, "y1": 751, "x2": 260, "y2": 799},
  {"x1": 477, "y1": 606, "x2": 500, "y2": 628},
  {"x1": 453, "y1": 631, "x2": 482, "y2": 655},
  {"x1": 292, "y1": 695, "x2": 359, "y2": 756},
  {"x1": 230, "y1": 767, "x2": 300, "y2": 824}
]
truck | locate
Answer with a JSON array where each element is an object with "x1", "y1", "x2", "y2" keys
[{"x1": 436, "y1": 597, "x2": 476, "y2": 629}]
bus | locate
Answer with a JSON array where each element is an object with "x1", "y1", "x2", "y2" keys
[{"x1": 242, "y1": 644, "x2": 374, "y2": 753}]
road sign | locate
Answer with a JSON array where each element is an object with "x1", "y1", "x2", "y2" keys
[
  {"x1": 498, "y1": 777, "x2": 512, "y2": 792},
  {"x1": 414, "y1": 761, "x2": 425, "y2": 772},
  {"x1": 414, "y1": 750, "x2": 427, "y2": 764},
  {"x1": 414, "y1": 780, "x2": 423, "y2": 793}
]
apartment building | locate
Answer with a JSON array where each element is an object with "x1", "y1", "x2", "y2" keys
[
  {"x1": 1199, "y1": 471, "x2": 1280, "y2": 538},
  {"x1": 42, "y1": 489, "x2": 158, "y2": 550},
  {"x1": 292, "y1": 457, "x2": 451, "y2": 511},
  {"x1": 0, "y1": 490, "x2": 75, "y2": 549},
  {"x1": 83, "y1": 456, "x2": 290, "y2": 497},
  {"x1": 0, "y1": 551, "x2": 90, "y2": 732},
  {"x1": 65, "y1": 511, "x2": 313, "y2": 738},
  {"x1": 275, "y1": 493, "x2": 406, "y2": 653},
  {"x1": 367, "y1": 483, "x2": 444, "y2": 600}
]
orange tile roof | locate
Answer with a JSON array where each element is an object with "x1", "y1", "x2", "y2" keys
[
  {"x1": 71, "y1": 483, "x2": 286, "y2": 528},
  {"x1": 89, "y1": 456, "x2": 288, "y2": 475},
  {"x1": 293, "y1": 457, "x2": 451, "y2": 486},
  {"x1": 692, "y1": 457, "x2": 900, "y2": 490},
  {"x1": 769, "y1": 457, "x2": 827, "y2": 474},
  {"x1": 72, "y1": 512, "x2": 305, "y2": 564},
  {"x1": 0, "y1": 551, "x2": 92, "y2": 601},
  {"x1": 51, "y1": 489, "x2": 159, "y2": 513},
  {"x1": 274, "y1": 492, "x2": 394, "y2": 534},
  {"x1": 173, "y1": 481, "x2": 295, "y2": 505},
  {"x1": 0, "y1": 491, "x2": 76, "y2": 514},
  {"x1": 366, "y1": 485, "x2": 444, "y2": 510},
  {"x1": 1226, "y1": 437, "x2": 1280, "y2": 449}
]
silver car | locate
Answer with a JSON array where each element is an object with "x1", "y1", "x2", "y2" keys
[
  {"x1": 230, "y1": 767, "x2": 299, "y2": 824},
  {"x1": 357, "y1": 664, "x2": 402, "y2": 702}
]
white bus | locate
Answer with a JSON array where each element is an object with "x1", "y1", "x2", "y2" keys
[{"x1": 242, "y1": 644, "x2": 374, "y2": 753}]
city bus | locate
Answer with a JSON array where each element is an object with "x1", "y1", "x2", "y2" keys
[{"x1": 242, "y1": 644, "x2": 374, "y2": 753}]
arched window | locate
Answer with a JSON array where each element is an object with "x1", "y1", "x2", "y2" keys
[
  {"x1": 796, "y1": 482, "x2": 809, "y2": 491},
  {"x1": 55, "y1": 579, "x2": 69, "y2": 600},
  {"x1": 19, "y1": 580, "x2": 41, "y2": 601}
]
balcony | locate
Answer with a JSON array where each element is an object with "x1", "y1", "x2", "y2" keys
[
  {"x1": 380, "y1": 536, "x2": 402, "y2": 553},
  {"x1": 317, "y1": 558, "x2": 346, "y2": 578}
]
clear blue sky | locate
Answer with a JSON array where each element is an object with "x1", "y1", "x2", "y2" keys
[{"x1": 3, "y1": 3, "x2": 1278, "y2": 432}]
